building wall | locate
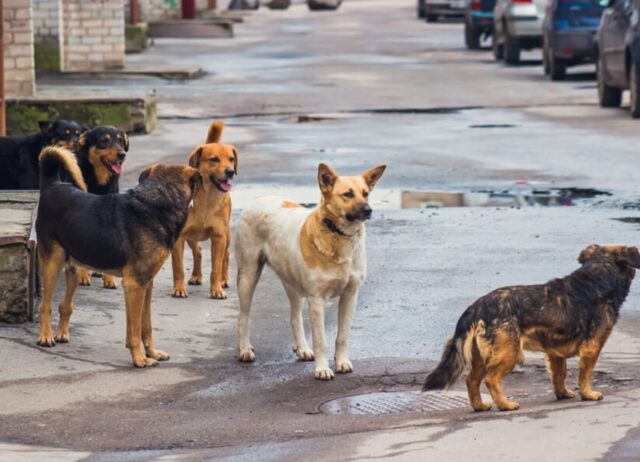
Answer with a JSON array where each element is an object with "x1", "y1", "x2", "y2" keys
[
  {"x1": 3, "y1": 0, "x2": 36, "y2": 97},
  {"x1": 61, "y1": 0, "x2": 125, "y2": 71},
  {"x1": 32, "y1": 0, "x2": 61, "y2": 72}
]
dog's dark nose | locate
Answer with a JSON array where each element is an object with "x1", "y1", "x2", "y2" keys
[
  {"x1": 117, "y1": 151, "x2": 126, "y2": 161},
  {"x1": 224, "y1": 168, "x2": 235, "y2": 179},
  {"x1": 360, "y1": 204, "x2": 372, "y2": 219}
]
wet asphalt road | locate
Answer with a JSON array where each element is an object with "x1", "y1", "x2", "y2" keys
[{"x1": 3, "y1": 0, "x2": 640, "y2": 460}]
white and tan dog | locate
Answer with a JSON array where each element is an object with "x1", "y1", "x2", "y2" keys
[{"x1": 235, "y1": 163, "x2": 386, "y2": 380}]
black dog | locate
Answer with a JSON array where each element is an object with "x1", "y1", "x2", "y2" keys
[
  {"x1": 0, "y1": 120, "x2": 85, "y2": 189},
  {"x1": 75, "y1": 126, "x2": 129, "y2": 195},
  {"x1": 36, "y1": 146, "x2": 202, "y2": 367},
  {"x1": 72, "y1": 126, "x2": 129, "y2": 287},
  {"x1": 423, "y1": 245, "x2": 639, "y2": 412}
]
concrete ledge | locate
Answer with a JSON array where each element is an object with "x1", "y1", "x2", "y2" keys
[
  {"x1": 62, "y1": 65, "x2": 204, "y2": 81},
  {"x1": 126, "y1": 23, "x2": 149, "y2": 54},
  {"x1": 0, "y1": 192, "x2": 38, "y2": 324},
  {"x1": 148, "y1": 19, "x2": 234, "y2": 38},
  {"x1": 7, "y1": 94, "x2": 157, "y2": 135}
]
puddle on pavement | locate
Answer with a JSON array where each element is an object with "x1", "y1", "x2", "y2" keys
[
  {"x1": 232, "y1": 186, "x2": 611, "y2": 210},
  {"x1": 470, "y1": 124, "x2": 517, "y2": 129},
  {"x1": 401, "y1": 188, "x2": 611, "y2": 209},
  {"x1": 320, "y1": 391, "x2": 483, "y2": 415}
]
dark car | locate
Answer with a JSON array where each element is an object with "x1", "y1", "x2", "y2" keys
[
  {"x1": 465, "y1": 0, "x2": 496, "y2": 49},
  {"x1": 596, "y1": 0, "x2": 640, "y2": 117},
  {"x1": 418, "y1": 0, "x2": 466, "y2": 22},
  {"x1": 542, "y1": 0, "x2": 604, "y2": 80}
]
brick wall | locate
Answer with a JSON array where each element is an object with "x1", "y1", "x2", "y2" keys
[
  {"x1": 61, "y1": 0, "x2": 125, "y2": 71},
  {"x1": 3, "y1": 0, "x2": 36, "y2": 97},
  {"x1": 33, "y1": 0, "x2": 60, "y2": 44},
  {"x1": 33, "y1": 0, "x2": 61, "y2": 72}
]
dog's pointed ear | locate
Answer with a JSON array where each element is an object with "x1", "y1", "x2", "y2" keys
[
  {"x1": 619, "y1": 247, "x2": 640, "y2": 268},
  {"x1": 188, "y1": 146, "x2": 203, "y2": 168},
  {"x1": 232, "y1": 147, "x2": 238, "y2": 175},
  {"x1": 39, "y1": 121, "x2": 54, "y2": 135},
  {"x1": 318, "y1": 163, "x2": 338, "y2": 195},
  {"x1": 362, "y1": 165, "x2": 386, "y2": 190},
  {"x1": 138, "y1": 166, "x2": 152, "y2": 184},
  {"x1": 123, "y1": 132, "x2": 130, "y2": 152},
  {"x1": 77, "y1": 132, "x2": 88, "y2": 151},
  {"x1": 578, "y1": 244, "x2": 600, "y2": 264}
]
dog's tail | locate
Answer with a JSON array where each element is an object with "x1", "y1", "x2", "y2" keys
[
  {"x1": 39, "y1": 146, "x2": 87, "y2": 191},
  {"x1": 206, "y1": 120, "x2": 224, "y2": 144},
  {"x1": 422, "y1": 313, "x2": 478, "y2": 391}
]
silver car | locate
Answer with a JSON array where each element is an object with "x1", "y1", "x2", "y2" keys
[{"x1": 492, "y1": 0, "x2": 546, "y2": 64}]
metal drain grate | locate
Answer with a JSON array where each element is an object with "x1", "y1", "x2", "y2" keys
[{"x1": 320, "y1": 391, "x2": 477, "y2": 415}]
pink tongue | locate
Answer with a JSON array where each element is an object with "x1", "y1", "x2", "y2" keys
[
  {"x1": 112, "y1": 163, "x2": 123, "y2": 174},
  {"x1": 219, "y1": 180, "x2": 232, "y2": 192}
]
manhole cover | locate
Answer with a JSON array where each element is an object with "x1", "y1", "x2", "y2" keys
[{"x1": 320, "y1": 391, "x2": 480, "y2": 415}]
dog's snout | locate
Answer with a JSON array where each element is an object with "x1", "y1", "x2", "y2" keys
[
  {"x1": 224, "y1": 168, "x2": 235, "y2": 179},
  {"x1": 117, "y1": 151, "x2": 126, "y2": 161},
  {"x1": 360, "y1": 204, "x2": 372, "y2": 219}
]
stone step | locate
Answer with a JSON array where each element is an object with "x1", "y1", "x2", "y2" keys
[{"x1": 148, "y1": 19, "x2": 234, "y2": 38}]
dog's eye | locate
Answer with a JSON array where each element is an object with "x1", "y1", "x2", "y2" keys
[
  {"x1": 363, "y1": 191, "x2": 369, "y2": 198},
  {"x1": 211, "y1": 157, "x2": 220, "y2": 163},
  {"x1": 343, "y1": 191, "x2": 354, "y2": 199},
  {"x1": 74, "y1": 130, "x2": 79, "y2": 135},
  {"x1": 66, "y1": 129, "x2": 70, "y2": 134}
]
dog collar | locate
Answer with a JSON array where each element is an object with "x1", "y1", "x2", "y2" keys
[{"x1": 323, "y1": 218, "x2": 349, "y2": 237}]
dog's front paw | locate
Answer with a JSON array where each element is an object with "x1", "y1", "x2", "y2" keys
[
  {"x1": 314, "y1": 367, "x2": 335, "y2": 381},
  {"x1": 293, "y1": 346, "x2": 314, "y2": 361},
  {"x1": 146, "y1": 348, "x2": 170, "y2": 361},
  {"x1": 335, "y1": 359, "x2": 353, "y2": 374},
  {"x1": 102, "y1": 275, "x2": 118, "y2": 289},
  {"x1": 497, "y1": 400, "x2": 520, "y2": 411},
  {"x1": 188, "y1": 275, "x2": 202, "y2": 285},
  {"x1": 581, "y1": 390, "x2": 603, "y2": 401},
  {"x1": 37, "y1": 330, "x2": 56, "y2": 347},
  {"x1": 555, "y1": 389, "x2": 576, "y2": 400},
  {"x1": 210, "y1": 288, "x2": 227, "y2": 300},
  {"x1": 238, "y1": 347, "x2": 256, "y2": 362},
  {"x1": 222, "y1": 281, "x2": 230, "y2": 289},
  {"x1": 133, "y1": 356, "x2": 159, "y2": 368},
  {"x1": 54, "y1": 329, "x2": 70, "y2": 344},
  {"x1": 172, "y1": 285, "x2": 188, "y2": 298}
]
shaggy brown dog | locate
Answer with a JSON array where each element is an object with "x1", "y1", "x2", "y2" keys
[
  {"x1": 423, "y1": 245, "x2": 640, "y2": 411},
  {"x1": 171, "y1": 121, "x2": 237, "y2": 299},
  {"x1": 36, "y1": 146, "x2": 201, "y2": 367}
]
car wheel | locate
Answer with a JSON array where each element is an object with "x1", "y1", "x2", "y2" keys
[
  {"x1": 549, "y1": 55, "x2": 566, "y2": 81},
  {"x1": 492, "y1": 31, "x2": 504, "y2": 61},
  {"x1": 597, "y1": 53, "x2": 622, "y2": 108},
  {"x1": 503, "y1": 28, "x2": 520, "y2": 65},
  {"x1": 630, "y1": 61, "x2": 640, "y2": 118},
  {"x1": 426, "y1": 13, "x2": 438, "y2": 22},
  {"x1": 465, "y1": 21, "x2": 481, "y2": 50},
  {"x1": 417, "y1": 0, "x2": 425, "y2": 18}
]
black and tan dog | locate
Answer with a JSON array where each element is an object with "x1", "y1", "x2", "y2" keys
[
  {"x1": 36, "y1": 146, "x2": 201, "y2": 367},
  {"x1": 73, "y1": 126, "x2": 129, "y2": 289},
  {"x1": 0, "y1": 119, "x2": 85, "y2": 189},
  {"x1": 423, "y1": 245, "x2": 640, "y2": 411}
]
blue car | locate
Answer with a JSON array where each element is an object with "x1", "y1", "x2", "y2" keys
[{"x1": 542, "y1": 0, "x2": 605, "y2": 80}]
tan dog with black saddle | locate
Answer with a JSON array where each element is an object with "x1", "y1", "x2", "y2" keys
[{"x1": 171, "y1": 121, "x2": 237, "y2": 299}]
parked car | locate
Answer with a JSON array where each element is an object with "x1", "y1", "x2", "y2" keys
[
  {"x1": 596, "y1": 0, "x2": 640, "y2": 117},
  {"x1": 465, "y1": 0, "x2": 497, "y2": 49},
  {"x1": 493, "y1": 0, "x2": 547, "y2": 64},
  {"x1": 542, "y1": 0, "x2": 604, "y2": 80},
  {"x1": 421, "y1": 0, "x2": 466, "y2": 22}
]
